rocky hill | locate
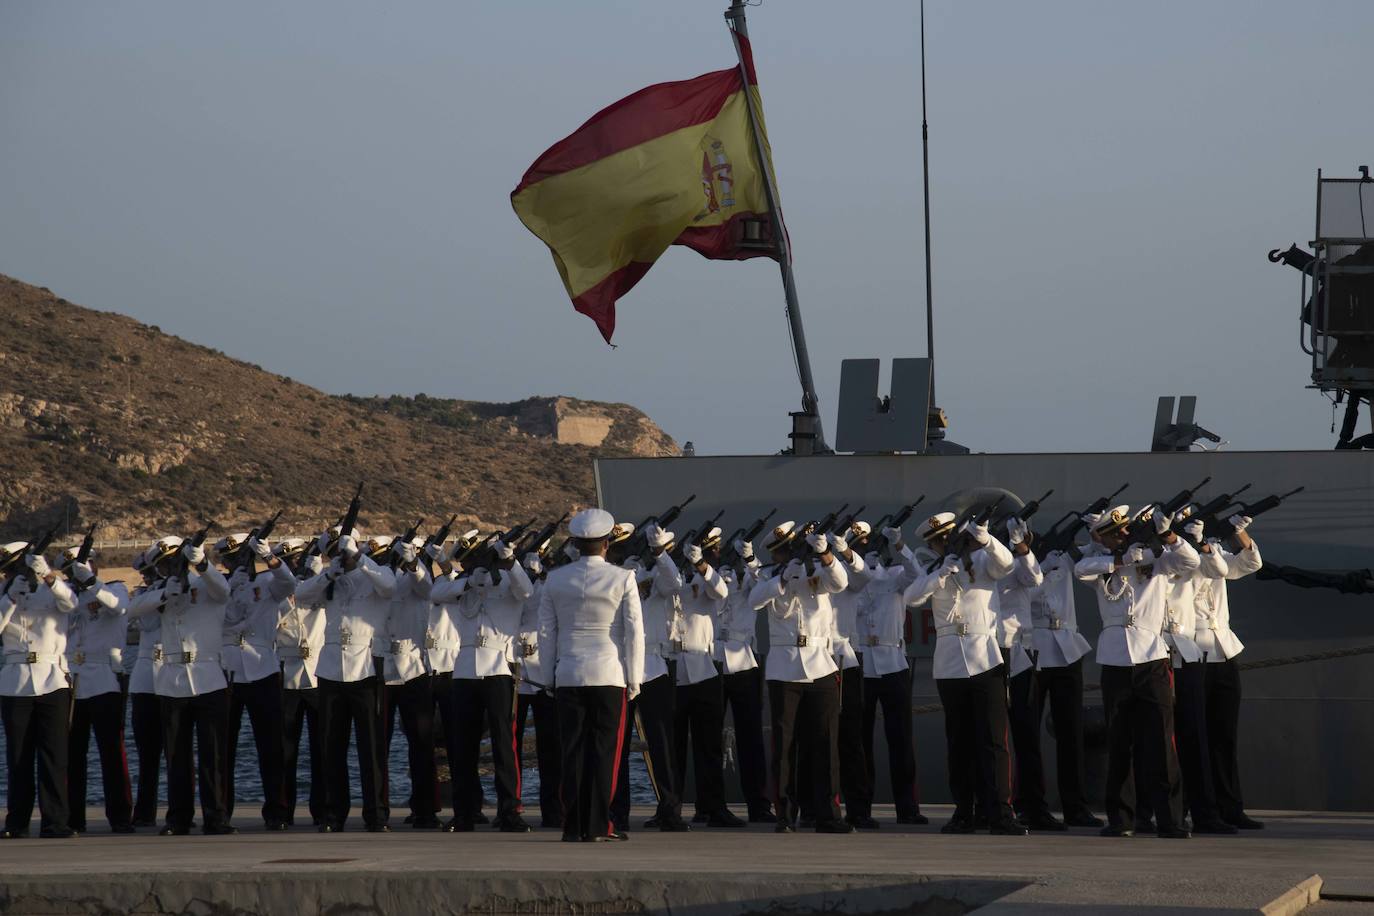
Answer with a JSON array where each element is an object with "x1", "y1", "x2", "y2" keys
[{"x1": 0, "y1": 275, "x2": 678, "y2": 542}]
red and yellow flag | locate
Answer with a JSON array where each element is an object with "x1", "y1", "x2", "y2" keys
[{"x1": 511, "y1": 38, "x2": 779, "y2": 343}]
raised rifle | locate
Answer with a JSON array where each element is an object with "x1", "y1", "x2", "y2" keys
[
  {"x1": 1034, "y1": 483, "x2": 1129, "y2": 557},
  {"x1": 626, "y1": 494, "x2": 697, "y2": 563},
  {"x1": 1214, "y1": 486, "x2": 1305, "y2": 539},
  {"x1": 4, "y1": 523, "x2": 62, "y2": 593},
  {"x1": 388, "y1": 517, "x2": 425, "y2": 569},
  {"x1": 1177, "y1": 484, "x2": 1251, "y2": 538},
  {"x1": 935, "y1": 496, "x2": 1008, "y2": 570},
  {"x1": 515, "y1": 512, "x2": 570, "y2": 558},
  {"x1": 420, "y1": 514, "x2": 459, "y2": 574},
  {"x1": 1016, "y1": 489, "x2": 1054, "y2": 522},
  {"x1": 867, "y1": 495, "x2": 926, "y2": 559},
  {"x1": 238, "y1": 509, "x2": 284, "y2": 578},
  {"x1": 67, "y1": 523, "x2": 98, "y2": 591},
  {"x1": 337, "y1": 482, "x2": 364, "y2": 546},
  {"x1": 719, "y1": 507, "x2": 776, "y2": 566},
  {"x1": 812, "y1": 503, "x2": 849, "y2": 539},
  {"x1": 831, "y1": 505, "x2": 867, "y2": 536},
  {"x1": 1121, "y1": 476, "x2": 1212, "y2": 546},
  {"x1": 176, "y1": 520, "x2": 216, "y2": 587}
]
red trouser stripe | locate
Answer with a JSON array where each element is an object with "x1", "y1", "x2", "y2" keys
[{"x1": 606, "y1": 689, "x2": 629, "y2": 834}]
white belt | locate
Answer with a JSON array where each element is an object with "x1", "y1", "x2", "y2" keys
[
  {"x1": 1164, "y1": 619, "x2": 1184, "y2": 634},
  {"x1": 138, "y1": 646, "x2": 161, "y2": 660},
  {"x1": 4, "y1": 651, "x2": 63, "y2": 665},
  {"x1": 865, "y1": 636, "x2": 904, "y2": 648},
  {"x1": 109, "y1": 648, "x2": 123, "y2": 665},
  {"x1": 658, "y1": 640, "x2": 683, "y2": 656},
  {"x1": 425, "y1": 637, "x2": 460, "y2": 651},
  {"x1": 935, "y1": 623, "x2": 995, "y2": 638},
  {"x1": 1036, "y1": 618, "x2": 1076, "y2": 632},
  {"x1": 325, "y1": 636, "x2": 374, "y2": 649},
  {"x1": 279, "y1": 646, "x2": 314, "y2": 660},
  {"x1": 468, "y1": 634, "x2": 511, "y2": 650},
  {"x1": 1101, "y1": 612, "x2": 1136, "y2": 629},
  {"x1": 793, "y1": 635, "x2": 829, "y2": 649},
  {"x1": 162, "y1": 651, "x2": 217, "y2": 664},
  {"x1": 720, "y1": 629, "x2": 754, "y2": 642}
]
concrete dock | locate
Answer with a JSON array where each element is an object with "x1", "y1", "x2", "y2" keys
[{"x1": 2, "y1": 806, "x2": 1372, "y2": 915}]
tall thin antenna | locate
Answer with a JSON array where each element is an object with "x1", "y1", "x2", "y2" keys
[{"x1": 920, "y1": 0, "x2": 936, "y2": 403}]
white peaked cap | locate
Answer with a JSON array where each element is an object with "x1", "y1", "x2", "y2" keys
[
  {"x1": 570, "y1": 508, "x2": 615, "y2": 539},
  {"x1": 916, "y1": 512, "x2": 957, "y2": 541}
]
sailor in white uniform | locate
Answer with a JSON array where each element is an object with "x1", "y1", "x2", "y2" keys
[{"x1": 275, "y1": 537, "x2": 328, "y2": 826}]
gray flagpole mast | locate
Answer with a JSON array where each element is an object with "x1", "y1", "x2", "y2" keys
[
  {"x1": 920, "y1": 0, "x2": 936, "y2": 404},
  {"x1": 725, "y1": 0, "x2": 829, "y2": 453}
]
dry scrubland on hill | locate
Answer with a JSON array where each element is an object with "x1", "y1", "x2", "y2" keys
[{"x1": 0, "y1": 274, "x2": 678, "y2": 542}]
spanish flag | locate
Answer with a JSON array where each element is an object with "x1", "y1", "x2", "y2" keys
[{"x1": 511, "y1": 38, "x2": 779, "y2": 343}]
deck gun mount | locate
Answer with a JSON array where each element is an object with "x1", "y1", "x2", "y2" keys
[{"x1": 1272, "y1": 167, "x2": 1374, "y2": 448}]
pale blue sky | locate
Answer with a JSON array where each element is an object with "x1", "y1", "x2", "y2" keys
[{"x1": 2, "y1": 1, "x2": 1370, "y2": 454}]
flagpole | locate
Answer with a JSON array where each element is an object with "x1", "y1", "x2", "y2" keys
[
  {"x1": 725, "y1": 0, "x2": 829, "y2": 454},
  {"x1": 920, "y1": 0, "x2": 936, "y2": 406}
]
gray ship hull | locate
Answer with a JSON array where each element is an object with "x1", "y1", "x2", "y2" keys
[{"x1": 595, "y1": 450, "x2": 1374, "y2": 812}]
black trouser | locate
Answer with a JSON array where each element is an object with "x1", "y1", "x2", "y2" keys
[
  {"x1": 1003, "y1": 652, "x2": 1050, "y2": 818},
  {"x1": 1100, "y1": 660, "x2": 1182, "y2": 830},
  {"x1": 452, "y1": 674, "x2": 520, "y2": 821},
  {"x1": 1174, "y1": 659, "x2": 1221, "y2": 824},
  {"x1": 936, "y1": 667, "x2": 1014, "y2": 824},
  {"x1": 768, "y1": 676, "x2": 842, "y2": 826},
  {"x1": 431, "y1": 671, "x2": 485, "y2": 818},
  {"x1": 721, "y1": 665, "x2": 771, "y2": 817},
  {"x1": 673, "y1": 674, "x2": 728, "y2": 817},
  {"x1": 516, "y1": 690, "x2": 562, "y2": 826},
  {"x1": 68, "y1": 687, "x2": 133, "y2": 831},
  {"x1": 225, "y1": 673, "x2": 287, "y2": 824},
  {"x1": 160, "y1": 688, "x2": 229, "y2": 832},
  {"x1": 556, "y1": 685, "x2": 627, "y2": 840},
  {"x1": 2, "y1": 690, "x2": 72, "y2": 834},
  {"x1": 798, "y1": 664, "x2": 869, "y2": 820},
  {"x1": 384, "y1": 674, "x2": 437, "y2": 820},
  {"x1": 1205, "y1": 657, "x2": 1247, "y2": 821},
  {"x1": 130, "y1": 690, "x2": 162, "y2": 824},
  {"x1": 1030, "y1": 659, "x2": 1093, "y2": 819},
  {"x1": 612, "y1": 669, "x2": 680, "y2": 826},
  {"x1": 862, "y1": 668, "x2": 922, "y2": 819},
  {"x1": 282, "y1": 686, "x2": 326, "y2": 824},
  {"x1": 318, "y1": 661, "x2": 388, "y2": 828}
]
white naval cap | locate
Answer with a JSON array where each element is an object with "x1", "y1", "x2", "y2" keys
[
  {"x1": 214, "y1": 533, "x2": 251, "y2": 555},
  {"x1": 570, "y1": 508, "x2": 615, "y2": 540},
  {"x1": 609, "y1": 522, "x2": 636, "y2": 545},
  {"x1": 151, "y1": 536, "x2": 184, "y2": 561},
  {"x1": 850, "y1": 521, "x2": 872, "y2": 538},
  {"x1": 0, "y1": 542, "x2": 26, "y2": 569},
  {"x1": 916, "y1": 512, "x2": 957, "y2": 541},
  {"x1": 273, "y1": 537, "x2": 309, "y2": 557},
  {"x1": 699, "y1": 526, "x2": 723, "y2": 548},
  {"x1": 763, "y1": 521, "x2": 797, "y2": 552},
  {"x1": 1094, "y1": 505, "x2": 1132, "y2": 535}
]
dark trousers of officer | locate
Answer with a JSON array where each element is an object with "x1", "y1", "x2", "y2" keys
[
  {"x1": 1205, "y1": 657, "x2": 1248, "y2": 821},
  {"x1": 1100, "y1": 660, "x2": 1182, "y2": 830},
  {"x1": 225, "y1": 673, "x2": 288, "y2": 824},
  {"x1": 673, "y1": 674, "x2": 728, "y2": 817},
  {"x1": 556, "y1": 685, "x2": 627, "y2": 840},
  {"x1": 384, "y1": 673, "x2": 437, "y2": 821},
  {"x1": 452, "y1": 674, "x2": 520, "y2": 822},
  {"x1": 282, "y1": 686, "x2": 326, "y2": 825},
  {"x1": 861, "y1": 668, "x2": 922, "y2": 819},
  {"x1": 1174, "y1": 659, "x2": 1222, "y2": 825},
  {"x1": 2, "y1": 690, "x2": 72, "y2": 834},
  {"x1": 769, "y1": 676, "x2": 842, "y2": 827},
  {"x1": 612, "y1": 668, "x2": 680, "y2": 826},
  {"x1": 516, "y1": 690, "x2": 562, "y2": 826},
  {"x1": 1030, "y1": 659, "x2": 1093, "y2": 820},
  {"x1": 721, "y1": 666, "x2": 771, "y2": 817},
  {"x1": 1003, "y1": 652, "x2": 1051, "y2": 819},
  {"x1": 160, "y1": 688, "x2": 229, "y2": 832},
  {"x1": 318, "y1": 661, "x2": 388, "y2": 828},
  {"x1": 68, "y1": 687, "x2": 133, "y2": 831},
  {"x1": 130, "y1": 690, "x2": 162, "y2": 824},
  {"x1": 798, "y1": 664, "x2": 869, "y2": 820},
  {"x1": 935, "y1": 667, "x2": 1015, "y2": 825}
]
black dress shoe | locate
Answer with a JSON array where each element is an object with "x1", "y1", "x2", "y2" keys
[
  {"x1": 1134, "y1": 818, "x2": 1156, "y2": 834},
  {"x1": 707, "y1": 810, "x2": 746, "y2": 828},
  {"x1": 541, "y1": 818, "x2": 563, "y2": 830},
  {"x1": 692, "y1": 811, "x2": 708, "y2": 824},
  {"x1": 403, "y1": 814, "x2": 415, "y2": 825},
  {"x1": 815, "y1": 819, "x2": 855, "y2": 834},
  {"x1": 846, "y1": 815, "x2": 881, "y2": 830},
  {"x1": 1100, "y1": 823, "x2": 1134, "y2": 838},
  {"x1": 202, "y1": 824, "x2": 238, "y2": 836},
  {"x1": 318, "y1": 822, "x2": 342, "y2": 833},
  {"x1": 365, "y1": 824, "x2": 390, "y2": 833},
  {"x1": 940, "y1": 817, "x2": 976, "y2": 835},
  {"x1": 642, "y1": 816, "x2": 661, "y2": 830},
  {"x1": 591, "y1": 831, "x2": 629, "y2": 842},
  {"x1": 1023, "y1": 813, "x2": 1068, "y2": 832},
  {"x1": 1157, "y1": 825, "x2": 1192, "y2": 839},
  {"x1": 39, "y1": 827, "x2": 79, "y2": 839},
  {"x1": 1193, "y1": 819, "x2": 1239, "y2": 835},
  {"x1": 264, "y1": 821, "x2": 289, "y2": 832},
  {"x1": 896, "y1": 812, "x2": 929, "y2": 825},
  {"x1": 1226, "y1": 813, "x2": 1265, "y2": 830},
  {"x1": 748, "y1": 809, "x2": 778, "y2": 824},
  {"x1": 160, "y1": 825, "x2": 190, "y2": 836},
  {"x1": 1064, "y1": 812, "x2": 1105, "y2": 829},
  {"x1": 111, "y1": 823, "x2": 137, "y2": 834},
  {"x1": 497, "y1": 816, "x2": 533, "y2": 833},
  {"x1": 411, "y1": 817, "x2": 442, "y2": 830},
  {"x1": 444, "y1": 818, "x2": 474, "y2": 833},
  {"x1": 658, "y1": 815, "x2": 691, "y2": 832},
  {"x1": 473, "y1": 812, "x2": 490, "y2": 825},
  {"x1": 1, "y1": 828, "x2": 29, "y2": 839},
  {"x1": 561, "y1": 833, "x2": 583, "y2": 843},
  {"x1": 774, "y1": 820, "x2": 795, "y2": 834},
  {"x1": 990, "y1": 819, "x2": 1030, "y2": 836},
  {"x1": 133, "y1": 817, "x2": 156, "y2": 828},
  {"x1": 798, "y1": 815, "x2": 816, "y2": 829}
]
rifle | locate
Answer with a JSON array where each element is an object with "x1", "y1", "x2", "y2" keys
[
  {"x1": 419, "y1": 513, "x2": 458, "y2": 574},
  {"x1": 236, "y1": 509, "x2": 284, "y2": 577},
  {"x1": 336, "y1": 482, "x2": 364, "y2": 548},
  {"x1": 176, "y1": 520, "x2": 216, "y2": 587},
  {"x1": 812, "y1": 503, "x2": 849, "y2": 540},
  {"x1": 1034, "y1": 483, "x2": 1129, "y2": 557},
  {"x1": 1178, "y1": 484, "x2": 1251, "y2": 538},
  {"x1": 1213, "y1": 486, "x2": 1305, "y2": 539},
  {"x1": 1121, "y1": 476, "x2": 1212, "y2": 546},
  {"x1": 389, "y1": 517, "x2": 425, "y2": 569},
  {"x1": 927, "y1": 496, "x2": 1008, "y2": 571},
  {"x1": 1016, "y1": 489, "x2": 1054, "y2": 522},
  {"x1": 831, "y1": 505, "x2": 867, "y2": 536},
  {"x1": 719, "y1": 508, "x2": 776, "y2": 566},
  {"x1": 625, "y1": 494, "x2": 697, "y2": 563},
  {"x1": 865, "y1": 496, "x2": 926, "y2": 558},
  {"x1": 67, "y1": 523, "x2": 99, "y2": 592},
  {"x1": 5, "y1": 523, "x2": 61, "y2": 592},
  {"x1": 515, "y1": 512, "x2": 570, "y2": 558}
]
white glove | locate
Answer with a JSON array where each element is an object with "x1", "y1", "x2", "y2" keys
[
  {"x1": 25, "y1": 554, "x2": 51, "y2": 579},
  {"x1": 1006, "y1": 518, "x2": 1029, "y2": 546},
  {"x1": 424, "y1": 542, "x2": 443, "y2": 561},
  {"x1": 304, "y1": 555, "x2": 324, "y2": 576},
  {"x1": 962, "y1": 520, "x2": 991, "y2": 545},
  {"x1": 1118, "y1": 545, "x2": 1145, "y2": 567},
  {"x1": 1182, "y1": 519, "x2": 1204, "y2": 542},
  {"x1": 1228, "y1": 514, "x2": 1252, "y2": 532},
  {"x1": 181, "y1": 543, "x2": 205, "y2": 566},
  {"x1": 70, "y1": 561, "x2": 96, "y2": 586},
  {"x1": 627, "y1": 683, "x2": 641, "y2": 701},
  {"x1": 830, "y1": 534, "x2": 849, "y2": 555},
  {"x1": 492, "y1": 539, "x2": 514, "y2": 561},
  {"x1": 325, "y1": 559, "x2": 343, "y2": 580},
  {"x1": 806, "y1": 531, "x2": 829, "y2": 554},
  {"x1": 336, "y1": 535, "x2": 359, "y2": 558},
  {"x1": 1153, "y1": 508, "x2": 1174, "y2": 535},
  {"x1": 645, "y1": 524, "x2": 673, "y2": 549},
  {"x1": 683, "y1": 543, "x2": 703, "y2": 565},
  {"x1": 315, "y1": 532, "x2": 331, "y2": 556},
  {"x1": 563, "y1": 541, "x2": 580, "y2": 562},
  {"x1": 881, "y1": 526, "x2": 902, "y2": 546},
  {"x1": 939, "y1": 556, "x2": 962, "y2": 579},
  {"x1": 733, "y1": 539, "x2": 753, "y2": 560},
  {"x1": 248, "y1": 537, "x2": 272, "y2": 560},
  {"x1": 396, "y1": 542, "x2": 418, "y2": 564},
  {"x1": 523, "y1": 553, "x2": 543, "y2": 575}
]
